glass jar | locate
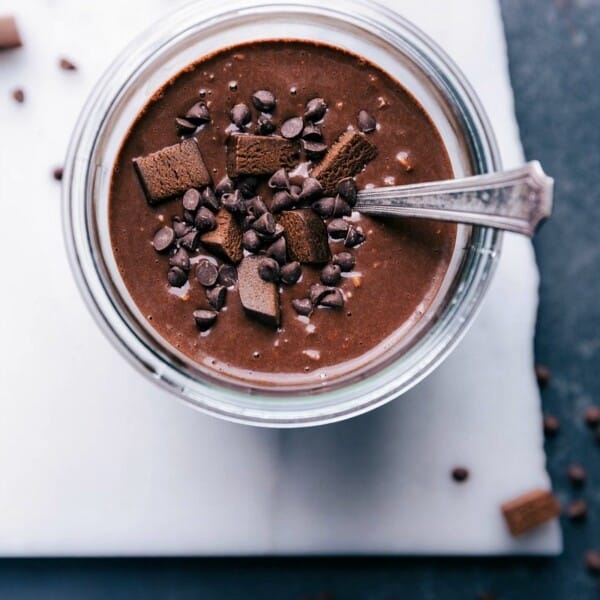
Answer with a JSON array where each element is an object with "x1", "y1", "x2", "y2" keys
[{"x1": 63, "y1": 0, "x2": 501, "y2": 427}]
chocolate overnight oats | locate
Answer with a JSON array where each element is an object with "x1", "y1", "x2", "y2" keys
[{"x1": 109, "y1": 39, "x2": 456, "y2": 387}]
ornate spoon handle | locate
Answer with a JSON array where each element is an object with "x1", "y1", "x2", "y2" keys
[{"x1": 355, "y1": 161, "x2": 553, "y2": 237}]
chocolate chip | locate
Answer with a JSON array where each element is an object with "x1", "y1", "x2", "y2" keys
[
  {"x1": 280, "y1": 261, "x2": 301, "y2": 285},
  {"x1": 215, "y1": 175, "x2": 235, "y2": 197},
  {"x1": 302, "y1": 123, "x2": 322, "y2": 141},
  {"x1": 298, "y1": 177, "x2": 323, "y2": 201},
  {"x1": 230, "y1": 103, "x2": 251, "y2": 128},
  {"x1": 183, "y1": 209, "x2": 196, "y2": 225},
  {"x1": 265, "y1": 237, "x2": 287, "y2": 265},
  {"x1": 182, "y1": 188, "x2": 201, "y2": 211},
  {"x1": 169, "y1": 247, "x2": 190, "y2": 271},
  {"x1": 309, "y1": 283, "x2": 331, "y2": 305},
  {"x1": 59, "y1": 57, "x2": 77, "y2": 71},
  {"x1": 337, "y1": 177, "x2": 358, "y2": 206},
  {"x1": 221, "y1": 190, "x2": 244, "y2": 213},
  {"x1": 167, "y1": 266, "x2": 187, "y2": 287},
  {"x1": 304, "y1": 97, "x2": 327, "y2": 122},
  {"x1": 344, "y1": 225, "x2": 365, "y2": 247},
  {"x1": 193, "y1": 309, "x2": 217, "y2": 331},
  {"x1": 566, "y1": 499, "x2": 587, "y2": 521},
  {"x1": 252, "y1": 212, "x2": 276, "y2": 236},
  {"x1": 321, "y1": 264, "x2": 341, "y2": 285},
  {"x1": 201, "y1": 186, "x2": 220, "y2": 211},
  {"x1": 292, "y1": 298, "x2": 312, "y2": 316},
  {"x1": 217, "y1": 264, "x2": 237, "y2": 287},
  {"x1": 251, "y1": 89, "x2": 276, "y2": 113},
  {"x1": 257, "y1": 257, "x2": 280, "y2": 282},
  {"x1": 243, "y1": 229, "x2": 263, "y2": 253},
  {"x1": 281, "y1": 117, "x2": 304, "y2": 139},
  {"x1": 585, "y1": 550, "x2": 600, "y2": 574},
  {"x1": 236, "y1": 176, "x2": 258, "y2": 198},
  {"x1": 52, "y1": 166, "x2": 64, "y2": 181},
  {"x1": 535, "y1": 364, "x2": 551, "y2": 387},
  {"x1": 245, "y1": 196, "x2": 269, "y2": 219},
  {"x1": 196, "y1": 259, "x2": 219, "y2": 287},
  {"x1": 206, "y1": 285, "x2": 227, "y2": 310},
  {"x1": 194, "y1": 206, "x2": 216, "y2": 232},
  {"x1": 320, "y1": 288, "x2": 344, "y2": 309},
  {"x1": 289, "y1": 184, "x2": 302, "y2": 199},
  {"x1": 175, "y1": 117, "x2": 197, "y2": 135},
  {"x1": 303, "y1": 140, "x2": 328, "y2": 159},
  {"x1": 152, "y1": 226, "x2": 175, "y2": 252},
  {"x1": 567, "y1": 464, "x2": 586, "y2": 487},
  {"x1": 543, "y1": 414, "x2": 560, "y2": 437},
  {"x1": 311, "y1": 197, "x2": 351, "y2": 218},
  {"x1": 179, "y1": 230, "x2": 201, "y2": 251},
  {"x1": 451, "y1": 467, "x2": 469, "y2": 482},
  {"x1": 11, "y1": 87, "x2": 24, "y2": 103},
  {"x1": 332, "y1": 251, "x2": 355, "y2": 272},
  {"x1": 173, "y1": 217, "x2": 192, "y2": 238},
  {"x1": 584, "y1": 406, "x2": 600, "y2": 427},
  {"x1": 327, "y1": 218, "x2": 350, "y2": 239},
  {"x1": 185, "y1": 102, "x2": 210, "y2": 124},
  {"x1": 268, "y1": 168, "x2": 290, "y2": 190},
  {"x1": 256, "y1": 115, "x2": 276, "y2": 135},
  {"x1": 271, "y1": 190, "x2": 295, "y2": 213},
  {"x1": 357, "y1": 109, "x2": 377, "y2": 133},
  {"x1": 0, "y1": 16, "x2": 22, "y2": 50}
]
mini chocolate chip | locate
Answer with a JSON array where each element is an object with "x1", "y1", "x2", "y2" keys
[
  {"x1": 53, "y1": 166, "x2": 64, "y2": 181},
  {"x1": 302, "y1": 123, "x2": 322, "y2": 141},
  {"x1": 327, "y1": 218, "x2": 350, "y2": 239},
  {"x1": 252, "y1": 212, "x2": 276, "y2": 236},
  {"x1": 298, "y1": 177, "x2": 323, "y2": 201},
  {"x1": 215, "y1": 176, "x2": 235, "y2": 197},
  {"x1": 173, "y1": 217, "x2": 193, "y2": 239},
  {"x1": 169, "y1": 247, "x2": 190, "y2": 271},
  {"x1": 236, "y1": 176, "x2": 258, "y2": 198},
  {"x1": 303, "y1": 140, "x2": 328, "y2": 159},
  {"x1": 543, "y1": 414, "x2": 560, "y2": 436},
  {"x1": 193, "y1": 309, "x2": 217, "y2": 331},
  {"x1": 535, "y1": 364, "x2": 551, "y2": 387},
  {"x1": 280, "y1": 261, "x2": 301, "y2": 285},
  {"x1": 309, "y1": 283, "x2": 331, "y2": 305},
  {"x1": 11, "y1": 88, "x2": 24, "y2": 103},
  {"x1": 268, "y1": 168, "x2": 290, "y2": 190},
  {"x1": 152, "y1": 226, "x2": 175, "y2": 252},
  {"x1": 175, "y1": 117, "x2": 196, "y2": 135},
  {"x1": 270, "y1": 190, "x2": 295, "y2": 213},
  {"x1": 304, "y1": 97, "x2": 327, "y2": 122},
  {"x1": 584, "y1": 406, "x2": 600, "y2": 427},
  {"x1": 332, "y1": 251, "x2": 355, "y2": 272},
  {"x1": 321, "y1": 264, "x2": 341, "y2": 285},
  {"x1": 567, "y1": 464, "x2": 586, "y2": 487},
  {"x1": 59, "y1": 57, "x2": 77, "y2": 71},
  {"x1": 344, "y1": 225, "x2": 365, "y2": 247},
  {"x1": 242, "y1": 229, "x2": 263, "y2": 253},
  {"x1": 292, "y1": 298, "x2": 313, "y2": 316},
  {"x1": 167, "y1": 266, "x2": 187, "y2": 287},
  {"x1": 182, "y1": 188, "x2": 201, "y2": 211},
  {"x1": 567, "y1": 499, "x2": 587, "y2": 521},
  {"x1": 217, "y1": 264, "x2": 237, "y2": 287},
  {"x1": 196, "y1": 259, "x2": 219, "y2": 287},
  {"x1": 281, "y1": 117, "x2": 304, "y2": 139},
  {"x1": 179, "y1": 230, "x2": 201, "y2": 251},
  {"x1": 357, "y1": 109, "x2": 377, "y2": 133},
  {"x1": 266, "y1": 237, "x2": 287, "y2": 265},
  {"x1": 230, "y1": 103, "x2": 251, "y2": 128},
  {"x1": 206, "y1": 285, "x2": 227, "y2": 310},
  {"x1": 585, "y1": 550, "x2": 600, "y2": 574},
  {"x1": 194, "y1": 206, "x2": 216, "y2": 232},
  {"x1": 257, "y1": 257, "x2": 280, "y2": 282},
  {"x1": 245, "y1": 196, "x2": 269, "y2": 218},
  {"x1": 201, "y1": 187, "x2": 220, "y2": 211},
  {"x1": 256, "y1": 115, "x2": 276, "y2": 135},
  {"x1": 185, "y1": 102, "x2": 210, "y2": 124},
  {"x1": 221, "y1": 190, "x2": 244, "y2": 213},
  {"x1": 251, "y1": 89, "x2": 276, "y2": 112},
  {"x1": 320, "y1": 288, "x2": 344, "y2": 309},
  {"x1": 337, "y1": 177, "x2": 358, "y2": 206},
  {"x1": 451, "y1": 467, "x2": 469, "y2": 482}
]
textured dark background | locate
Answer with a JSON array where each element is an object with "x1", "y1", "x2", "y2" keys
[{"x1": 1, "y1": 0, "x2": 599, "y2": 597}]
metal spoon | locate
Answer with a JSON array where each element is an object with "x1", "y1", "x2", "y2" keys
[{"x1": 355, "y1": 161, "x2": 553, "y2": 237}]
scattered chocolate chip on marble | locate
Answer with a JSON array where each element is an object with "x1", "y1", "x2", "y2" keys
[
  {"x1": 584, "y1": 550, "x2": 600, "y2": 575},
  {"x1": 566, "y1": 499, "x2": 588, "y2": 522},
  {"x1": 251, "y1": 89, "x2": 276, "y2": 113},
  {"x1": 304, "y1": 97, "x2": 327, "y2": 122},
  {"x1": 292, "y1": 298, "x2": 313, "y2": 316},
  {"x1": 332, "y1": 251, "x2": 355, "y2": 272},
  {"x1": 196, "y1": 259, "x2": 219, "y2": 287},
  {"x1": 535, "y1": 364, "x2": 551, "y2": 387},
  {"x1": 357, "y1": 109, "x2": 377, "y2": 132},
  {"x1": 193, "y1": 309, "x2": 217, "y2": 331},
  {"x1": 152, "y1": 226, "x2": 175, "y2": 252},
  {"x1": 52, "y1": 166, "x2": 64, "y2": 181},
  {"x1": 567, "y1": 464, "x2": 587, "y2": 487},
  {"x1": 59, "y1": 57, "x2": 77, "y2": 71},
  {"x1": 230, "y1": 103, "x2": 251, "y2": 128},
  {"x1": 206, "y1": 285, "x2": 227, "y2": 310},
  {"x1": 167, "y1": 266, "x2": 187, "y2": 287},
  {"x1": 542, "y1": 414, "x2": 560, "y2": 437},
  {"x1": 451, "y1": 467, "x2": 469, "y2": 482},
  {"x1": 584, "y1": 406, "x2": 600, "y2": 427},
  {"x1": 281, "y1": 116, "x2": 304, "y2": 140},
  {"x1": 11, "y1": 87, "x2": 24, "y2": 103}
]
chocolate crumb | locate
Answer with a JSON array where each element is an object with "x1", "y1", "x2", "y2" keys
[
  {"x1": 567, "y1": 464, "x2": 586, "y2": 487},
  {"x1": 566, "y1": 499, "x2": 587, "y2": 521},
  {"x1": 543, "y1": 414, "x2": 560, "y2": 436},
  {"x1": 11, "y1": 87, "x2": 24, "y2": 103},
  {"x1": 584, "y1": 406, "x2": 600, "y2": 427},
  {"x1": 59, "y1": 57, "x2": 77, "y2": 71},
  {"x1": 585, "y1": 550, "x2": 600, "y2": 575},
  {"x1": 193, "y1": 309, "x2": 217, "y2": 331},
  {"x1": 535, "y1": 364, "x2": 551, "y2": 387},
  {"x1": 451, "y1": 467, "x2": 469, "y2": 482},
  {"x1": 52, "y1": 166, "x2": 64, "y2": 181}
]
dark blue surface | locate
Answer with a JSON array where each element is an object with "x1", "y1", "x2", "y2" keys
[{"x1": 2, "y1": 0, "x2": 599, "y2": 597}]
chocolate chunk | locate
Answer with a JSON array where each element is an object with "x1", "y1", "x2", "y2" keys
[
  {"x1": 501, "y1": 489, "x2": 561, "y2": 537},
  {"x1": 201, "y1": 187, "x2": 220, "y2": 211},
  {"x1": 319, "y1": 288, "x2": 344, "y2": 309},
  {"x1": 292, "y1": 298, "x2": 312, "y2": 316},
  {"x1": 182, "y1": 188, "x2": 201, "y2": 211},
  {"x1": 312, "y1": 196, "x2": 351, "y2": 218},
  {"x1": 584, "y1": 406, "x2": 600, "y2": 427},
  {"x1": 196, "y1": 259, "x2": 219, "y2": 287},
  {"x1": 206, "y1": 285, "x2": 227, "y2": 310},
  {"x1": 280, "y1": 261, "x2": 301, "y2": 285},
  {"x1": 357, "y1": 109, "x2": 377, "y2": 133},
  {"x1": 217, "y1": 264, "x2": 237, "y2": 287},
  {"x1": 320, "y1": 264, "x2": 341, "y2": 285},
  {"x1": 0, "y1": 16, "x2": 22, "y2": 50},
  {"x1": 256, "y1": 115, "x2": 276, "y2": 136},
  {"x1": 243, "y1": 229, "x2": 263, "y2": 253},
  {"x1": 152, "y1": 226, "x2": 175, "y2": 252},
  {"x1": 332, "y1": 251, "x2": 355, "y2": 272},
  {"x1": 11, "y1": 87, "x2": 24, "y2": 103},
  {"x1": 567, "y1": 464, "x2": 586, "y2": 487},
  {"x1": 534, "y1": 364, "x2": 551, "y2": 387},
  {"x1": 344, "y1": 225, "x2": 365, "y2": 248},
  {"x1": 169, "y1": 247, "x2": 190, "y2": 271},
  {"x1": 298, "y1": 177, "x2": 323, "y2": 201},
  {"x1": 167, "y1": 266, "x2": 187, "y2": 287},
  {"x1": 251, "y1": 90, "x2": 276, "y2": 113},
  {"x1": 252, "y1": 212, "x2": 276, "y2": 236},
  {"x1": 308, "y1": 283, "x2": 331, "y2": 305},
  {"x1": 327, "y1": 219, "x2": 350, "y2": 239},
  {"x1": 179, "y1": 230, "x2": 201, "y2": 251},
  {"x1": 185, "y1": 102, "x2": 210, "y2": 124},
  {"x1": 566, "y1": 499, "x2": 587, "y2": 521},
  {"x1": 279, "y1": 209, "x2": 331, "y2": 264},
  {"x1": 245, "y1": 196, "x2": 269, "y2": 219},
  {"x1": 194, "y1": 206, "x2": 216, "y2": 232},
  {"x1": 265, "y1": 237, "x2": 287, "y2": 265},
  {"x1": 230, "y1": 103, "x2": 251, "y2": 128},
  {"x1": 585, "y1": 550, "x2": 600, "y2": 574},
  {"x1": 193, "y1": 309, "x2": 217, "y2": 331},
  {"x1": 281, "y1": 117, "x2": 304, "y2": 139},
  {"x1": 52, "y1": 166, "x2": 64, "y2": 182},
  {"x1": 59, "y1": 57, "x2": 77, "y2": 71},
  {"x1": 238, "y1": 256, "x2": 280, "y2": 327},
  {"x1": 337, "y1": 177, "x2": 358, "y2": 206},
  {"x1": 236, "y1": 176, "x2": 258, "y2": 198},
  {"x1": 543, "y1": 414, "x2": 560, "y2": 437},
  {"x1": 302, "y1": 123, "x2": 323, "y2": 141},
  {"x1": 257, "y1": 257, "x2": 280, "y2": 282},
  {"x1": 215, "y1": 175, "x2": 235, "y2": 197},
  {"x1": 226, "y1": 134, "x2": 298, "y2": 177},
  {"x1": 173, "y1": 218, "x2": 192, "y2": 239},
  {"x1": 451, "y1": 467, "x2": 469, "y2": 482},
  {"x1": 133, "y1": 138, "x2": 211, "y2": 204},
  {"x1": 200, "y1": 209, "x2": 243, "y2": 263},
  {"x1": 304, "y1": 97, "x2": 327, "y2": 122},
  {"x1": 268, "y1": 168, "x2": 290, "y2": 190},
  {"x1": 303, "y1": 140, "x2": 328, "y2": 159},
  {"x1": 271, "y1": 190, "x2": 296, "y2": 213},
  {"x1": 311, "y1": 130, "x2": 378, "y2": 195},
  {"x1": 175, "y1": 118, "x2": 196, "y2": 135}
]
